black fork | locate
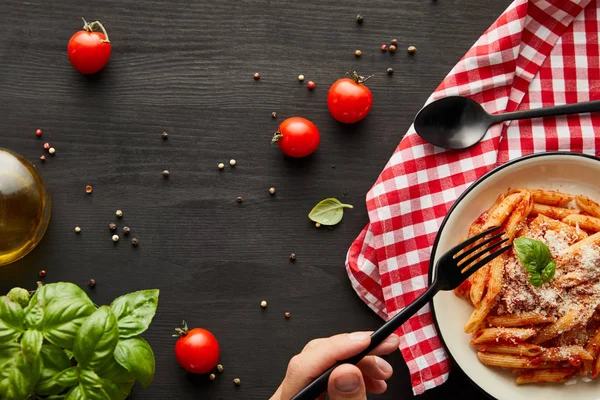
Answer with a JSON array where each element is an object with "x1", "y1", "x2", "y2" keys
[{"x1": 290, "y1": 225, "x2": 511, "y2": 400}]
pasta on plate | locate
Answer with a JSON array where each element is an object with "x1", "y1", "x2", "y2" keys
[{"x1": 455, "y1": 189, "x2": 600, "y2": 384}]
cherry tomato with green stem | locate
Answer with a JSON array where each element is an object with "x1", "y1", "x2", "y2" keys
[
  {"x1": 272, "y1": 117, "x2": 320, "y2": 158},
  {"x1": 68, "y1": 18, "x2": 112, "y2": 75},
  {"x1": 174, "y1": 322, "x2": 220, "y2": 374},
  {"x1": 327, "y1": 71, "x2": 373, "y2": 124}
]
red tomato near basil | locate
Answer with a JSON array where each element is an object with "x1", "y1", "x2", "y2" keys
[
  {"x1": 327, "y1": 72, "x2": 373, "y2": 124},
  {"x1": 175, "y1": 327, "x2": 220, "y2": 374},
  {"x1": 68, "y1": 19, "x2": 112, "y2": 75},
  {"x1": 272, "y1": 117, "x2": 320, "y2": 158}
]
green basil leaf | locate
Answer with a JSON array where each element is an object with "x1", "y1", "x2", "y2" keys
[
  {"x1": 55, "y1": 366, "x2": 78, "y2": 387},
  {"x1": 513, "y1": 237, "x2": 552, "y2": 273},
  {"x1": 21, "y1": 329, "x2": 43, "y2": 364},
  {"x1": 25, "y1": 282, "x2": 96, "y2": 349},
  {"x1": 96, "y1": 356, "x2": 136, "y2": 400},
  {"x1": 7, "y1": 288, "x2": 30, "y2": 308},
  {"x1": 109, "y1": 289, "x2": 159, "y2": 338},
  {"x1": 76, "y1": 369, "x2": 111, "y2": 399},
  {"x1": 66, "y1": 384, "x2": 110, "y2": 400},
  {"x1": 541, "y1": 260, "x2": 556, "y2": 282},
  {"x1": 45, "y1": 395, "x2": 67, "y2": 400},
  {"x1": 102, "y1": 380, "x2": 134, "y2": 400},
  {"x1": 308, "y1": 198, "x2": 354, "y2": 226},
  {"x1": 2, "y1": 351, "x2": 42, "y2": 400},
  {"x1": 0, "y1": 296, "x2": 24, "y2": 343},
  {"x1": 0, "y1": 342, "x2": 20, "y2": 380},
  {"x1": 528, "y1": 273, "x2": 543, "y2": 287},
  {"x1": 35, "y1": 343, "x2": 73, "y2": 396},
  {"x1": 114, "y1": 337, "x2": 155, "y2": 388},
  {"x1": 73, "y1": 306, "x2": 119, "y2": 369},
  {"x1": 64, "y1": 349, "x2": 74, "y2": 360}
]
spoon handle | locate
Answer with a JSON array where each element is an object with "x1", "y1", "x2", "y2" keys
[{"x1": 491, "y1": 100, "x2": 600, "y2": 123}]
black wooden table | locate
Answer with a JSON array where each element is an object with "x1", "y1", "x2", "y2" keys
[{"x1": 0, "y1": 0, "x2": 512, "y2": 398}]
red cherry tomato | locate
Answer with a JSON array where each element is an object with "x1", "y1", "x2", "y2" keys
[
  {"x1": 175, "y1": 326, "x2": 220, "y2": 374},
  {"x1": 272, "y1": 117, "x2": 320, "y2": 158},
  {"x1": 68, "y1": 19, "x2": 112, "y2": 75},
  {"x1": 327, "y1": 72, "x2": 373, "y2": 124}
]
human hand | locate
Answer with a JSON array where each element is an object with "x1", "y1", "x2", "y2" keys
[{"x1": 270, "y1": 331, "x2": 400, "y2": 400}]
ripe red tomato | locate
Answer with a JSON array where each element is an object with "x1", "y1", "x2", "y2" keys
[
  {"x1": 327, "y1": 72, "x2": 373, "y2": 124},
  {"x1": 68, "y1": 19, "x2": 112, "y2": 75},
  {"x1": 175, "y1": 326, "x2": 220, "y2": 374},
  {"x1": 272, "y1": 117, "x2": 320, "y2": 158}
]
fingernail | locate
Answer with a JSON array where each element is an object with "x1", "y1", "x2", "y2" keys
[
  {"x1": 375, "y1": 357, "x2": 393, "y2": 374},
  {"x1": 348, "y1": 332, "x2": 371, "y2": 342},
  {"x1": 334, "y1": 374, "x2": 361, "y2": 392},
  {"x1": 382, "y1": 334, "x2": 400, "y2": 345}
]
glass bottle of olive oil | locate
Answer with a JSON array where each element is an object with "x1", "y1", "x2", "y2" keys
[{"x1": 0, "y1": 148, "x2": 51, "y2": 266}]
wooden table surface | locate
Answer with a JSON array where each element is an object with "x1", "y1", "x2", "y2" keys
[{"x1": 0, "y1": 0, "x2": 512, "y2": 398}]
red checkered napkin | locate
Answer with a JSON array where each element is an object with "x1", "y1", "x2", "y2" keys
[{"x1": 346, "y1": 0, "x2": 600, "y2": 394}]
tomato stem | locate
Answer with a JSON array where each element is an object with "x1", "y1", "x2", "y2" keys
[
  {"x1": 82, "y1": 17, "x2": 110, "y2": 43},
  {"x1": 172, "y1": 320, "x2": 189, "y2": 337},
  {"x1": 271, "y1": 133, "x2": 283, "y2": 144},
  {"x1": 346, "y1": 70, "x2": 373, "y2": 85}
]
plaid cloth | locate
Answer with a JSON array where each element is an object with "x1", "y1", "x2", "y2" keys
[{"x1": 346, "y1": 0, "x2": 599, "y2": 394}]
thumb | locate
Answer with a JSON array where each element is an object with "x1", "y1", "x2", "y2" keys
[{"x1": 327, "y1": 364, "x2": 367, "y2": 400}]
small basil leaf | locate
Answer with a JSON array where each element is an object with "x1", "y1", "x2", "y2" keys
[
  {"x1": 97, "y1": 355, "x2": 135, "y2": 384},
  {"x1": 3, "y1": 351, "x2": 42, "y2": 400},
  {"x1": 21, "y1": 329, "x2": 43, "y2": 364},
  {"x1": 77, "y1": 369, "x2": 111, "y2": 399},
  {"x1": 73, "y1": 306, "x2": 119, "y2": 369},
  {"x1": 64, "y1": 349, "x2": 74, "y2": 360},
  {"x1": 25, "y1": 283, "x2": 96, "y2": 349},
  {"x1": 513, "y1": 237, "x2": 552, "y2": 272},
  {"x1": 101, "y1": 380, "x2": 135, "y2": 400},
  {"x1": 0, "y1": 296, "x2": 24, "y2": 343},
  {"x1": 7, "y1": 288, "x2": 30, "y2": 308},
  {"x1": 0, "y1": 342, "x2": 20, "y2": 380},
  {"x1": 114, "y1": 337, "x2": 155, "y2": 388},
  {"x1": 308, "y1": 198, "x2": 354, "y2": 226},
  {"x1": 55, "y1": 367, "x2": 78, "y2": 387},
  {"x1": 541, "y1": 260, "x2": 556, "y2": 282},
  {"x1": 528, "y1": 273, "x2": 543, "y2": 287},
  {"x1": 109, "y1": 289, "x2": 159, "y2": 338},
  {"x1": 35, "y1": 343, "x2": 73, "y2": 396}
]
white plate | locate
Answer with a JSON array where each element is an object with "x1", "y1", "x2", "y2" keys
[{"x1": 430, "y1": 152, "x2": 600, "y2": 400}]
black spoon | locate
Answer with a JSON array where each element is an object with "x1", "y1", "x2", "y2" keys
[{"x1": 413, "y1": 96, "x2": 600, "y2": 149}]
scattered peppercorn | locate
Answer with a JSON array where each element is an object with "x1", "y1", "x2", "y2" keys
[
  {"x1": 36, "y1": 129, "x2": 43, "y2": 137},
  {"x1": 391, "y1": 38, "x2": 398, "y2": 46},
  {"x1": 407, "y1": 45, "x2": 417, "y2": 54},
  {"x1": 284, "y1": 312, "x2": 291, "y2": 319},
  {"x1": 88, "y1": 279, "x2": 96, "y2": 288},
  {"x1": 289, "y1": 253, "x2": 296, "y2": 261},
  {"x1": 43, "y1": 142, "x2": 50, "y2": 150},
  {"x1": 331, "y1": 164, "x2": 336, "y2": 169},
  {"x1": 354, "y1": 49, "x2": 362, "y2": 57},
  {"x1": 162, "y1": 169, "x2": 170, "y2": 178},
  {"x1": 230, "y1": 159, "x2": 236, "y2": 166},
  {"x1": 209, "y1": 373, "x2": 216, "y2": 381},
  {"x1": 387, "y1": 67, "x2": 394, "y2": 75},
  {"x1": 307, "y1": 81, "x2": 315, "y2": 90},
  {"x1": 381, "y1": 44, "x2": 388, "y2": 52},
  {"x1": 253, "y1": 72, "x2": 260, "y2": 80},
  {"x1": 269, "y1": 187, "x2": 276, "y2": 195},
  {"x1": 85, "y1": 185, "x2": 93, "y2": 194},
  {"x1": 109, "y1": 223, "x2": 117, "y2": 231},
  {"x1": 116, "y1": 210, "x2": 123, "y2": 218},
  {"x1": 237, "y1": 196, "x2": 243, "y2": 203},
  {"x1": 131, "y1": 238, "x2": 139, "y2": 247},
  {"x1": 112, "y1": 234, "x2": 119, "y2": 242},
  {"x1": 217, "y1": 364, "x2": 224, "y2": 373},
  {"x1": 218, "y1": 163, "x2": 225, "y2": 170},
  {"x1": 298, "y1": 74, "x2": 305, "y2": 82},
  {"x1": 74, "y1": 226, "x2": 81, "y2": 234},
  {"x1": 123, "y1": 226, "x2": 131, "y2": 236},
  {"x1": 260, "y1": 300, "x2": 267, "y2": 308},
  {"x1": 39, "y1": 270, "x2": 46, "y2": 277},
  {"x1": 315, "y1": 222, "x2": 321, "y2": 228},
  {"x1": 271, "y1": 111, "x2": 277, "y2": 119},
  {"x1": 389, "y1": 45, "x2": 397, "y2": 53},
  {"x1": 233, "y1": 378, "x2": 241, "y2": 386},
  {"x1": 49, "y1": 147, "x2": 56, "y2": 155},
  {"x1": 356, "y1": 14, "x2": 363, "y2": 24},
  {"x1": 40, "y1": 155, "x2": 46, "y2": 162},
  {"x1": 162, "y1": 131, "x2": 169, "y2": 140}
]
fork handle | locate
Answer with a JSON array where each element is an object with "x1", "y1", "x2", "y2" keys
[{"x1": 290, "y1": 282, "x2": 439, "y2": 400}]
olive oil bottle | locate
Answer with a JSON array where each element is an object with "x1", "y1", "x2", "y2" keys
[{"x1": 0, "y1": 148, "x2": 51, "y2": 266}]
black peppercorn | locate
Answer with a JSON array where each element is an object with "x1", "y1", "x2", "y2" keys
[
  {"x1": 88, "y1": 279, "x2": 96, "y2": 288},
  {"x1": 237, "y1": 196, "x2": 243, "y2": 203},
  {"x1": 109, "y1": 223, "x2": 117, "y2": 231},
  {"x1": 387, "y1": 67, "x2": 394, "y2": 75},
  {"x1": 162, "y1": 131, "x2": 168, "y2": 140},
  {"x1": 356, "y1": 14, "x2": 363, "y2": 24},
  {"x1": 123, "y1": 226, "x2": 131, "y2": 236},
  {"x1": 131, "y1": 238, "x2": 139, "y2": 247},
  {"x1": 289, "y1": 253, "x2": 296, "y2": 261}
]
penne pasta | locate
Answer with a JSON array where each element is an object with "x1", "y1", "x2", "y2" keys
[
  {"x1": 516, "y1": 368, "x2": 575, "y2": 384},
  {"x1": 530, "y1": 203, "x2": 580, "y2": 220},
  {"x1": 474, "y1": 343, "x2": 543, "y2": 357},
  {"x1": 477, "y1": 352, "x2": 557, "y2": 369},
  {"x1": 533, "y1": 307, "x2": 584, "y2": 344},
  {"x1": 540, "y1": 346, "x2": 593, "y2": 362},
  {"x1": 529, "y1": 214, "x2": 588, "y2": 241},
  {"x1": 562, "y1": 214, "x2": 600, "y2": 232},
  {"x1": 576, "y1": 195, "x2": 600, "y2": 218},
  {"x1": 530, "y1": 189, "x2": 575, "y2": 206},
  {"x1": 487, "y1": 312, "x2": 556, "y2": 327},
  {"x1": 471, "y1": 328, "x2": 536, "y2": 345},
  {"x1": 469, "y1": 264, "x2": 489, "y2": 306},
  {"x1": 582, "y1": 329, "x2": 600, "y2": 375},
  {"x1": 481, "y1": 192, "x2": 524, "y2": 231}
]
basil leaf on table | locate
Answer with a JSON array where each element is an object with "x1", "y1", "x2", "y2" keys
[
  {"x1": 35, "y1": 343, "x2": 73, "y2": 396},
  {"x1": 96, "y1": 356, "x2": 136, "y2": 400},
  {"x1": 0, "y1": 342, "x2": 20, "y2": 380},
  {"x1": 308, "y1": 198, "x2": 354, "y2": 226},
  {"x1": 55, "y1": 366, "x2": 78, "y2": 387},
  {"x1": 114, "y1": 337, "x2": 155, "y2": 388},
  {"x1": 7, "y1": 288, "x2": 30, "y2": 308},
  {"x1": 25, "y1": 282, "x2": 96, "y2": 349},
  {"x1": 0, "y1": 296, "x2": 24, "y2": 343},
  {"x1": 110, "y1": 289, "x2": 159, "y2": 338},
  {"x1": 21, "y1": 329, "x2": 43, "y2": 364},
  {"x1": 73, "y1": 306, "x2": 119, "y2": 370},
  {"x1": 1, "y1": 351, "x2": 42, "y2": 400},
  {"x1": 76, "y1": 369, "x2": 111, "y2": 400}
]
